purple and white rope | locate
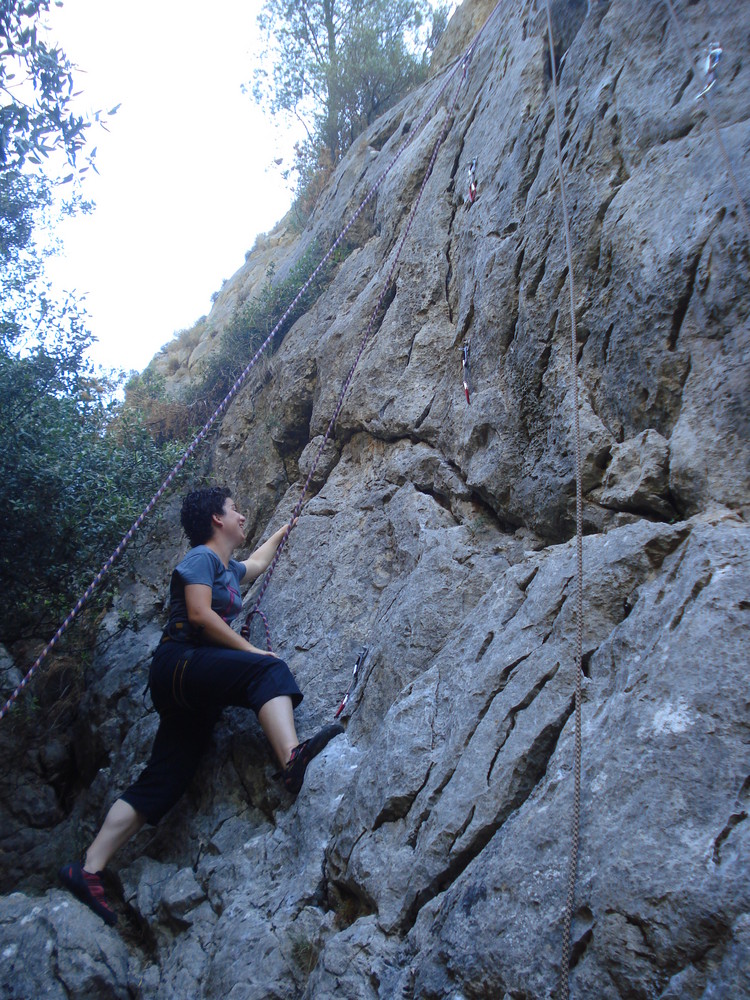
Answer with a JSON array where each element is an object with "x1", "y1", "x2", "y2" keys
[{"x1": 240, "y1": 608, "x2": 273, "y2": 653}]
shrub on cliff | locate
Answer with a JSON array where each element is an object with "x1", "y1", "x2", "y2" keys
[{"x1": 187, "y1": 239, "x2": 349, "y2": 414}]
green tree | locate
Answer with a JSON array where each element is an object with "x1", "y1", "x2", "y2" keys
[
  {"x1": 0, "y1": 0, "x2": 106, "y2": 173},
  {"x1": 251, "y1": 0, "x2": 448, "y2": 195},
  {"x1": 0, "y1": 2, "x2": 178, "y2": 646},
  {"x1": 0, "y1": 325, "x2": 185, "y2": 643},
  {"x1": 1, "y1": 0, "x2": 114, "y2": 345}
]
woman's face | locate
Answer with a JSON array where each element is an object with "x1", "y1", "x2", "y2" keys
[{"x1": 218, "y1": 497, "x2": 246, "y2": 547}]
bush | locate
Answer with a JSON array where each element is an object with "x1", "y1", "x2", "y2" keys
[
  {"x1": 123, "y1": 366, "x2": 196, "y2": 445},
  {"x1": 0, "y1": 328, "x2": 187, "y2": 644},
  {"x1": 188, "y1": 238, "x2": 351, "y2": 414}
]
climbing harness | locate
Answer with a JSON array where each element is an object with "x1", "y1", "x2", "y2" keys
[
  {"x1": 334, "y1": 647, "x2": 369, "y2": 719},
  {"x1": 544, "y1": 3, "x2": 584, "y2": 997},
  {"x1": 695, "y1": 43, "x2": 722, "y2": 100},
  {"x1": 467, "y1": 157, "x2": 478, "y2": 205},
  {"x1": 0, "y1": 0, "x2": 509, "y2": 723},
  {"x1": 459, "y1": 341, "x2": 471, "y2": 404}
]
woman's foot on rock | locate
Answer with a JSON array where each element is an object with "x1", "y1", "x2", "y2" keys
[
  {"x1": 282, "y1": 723, "x2": 344, "y2": 794},
  {"x1": 58, "y1": 861, "x2": 118, "y2": 926}
]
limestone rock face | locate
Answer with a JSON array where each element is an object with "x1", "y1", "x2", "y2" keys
[{"x1": 1, "y1": 1, "x2": 748, "y2": 998}]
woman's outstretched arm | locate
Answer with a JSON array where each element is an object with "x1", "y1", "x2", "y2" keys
[{"x1": 243, "y1": 519, "x2": 297, "y2": 581}]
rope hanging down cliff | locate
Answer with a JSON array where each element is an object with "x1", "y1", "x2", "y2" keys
[
  {"x1": 0, "y1": 0, "x2": 505, "y2": 722},
  {"x1": 544, "y1": 3, "x2": 585, "y2": 997}
]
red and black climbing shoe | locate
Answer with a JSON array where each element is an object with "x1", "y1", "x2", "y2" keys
[
  {"x1": 282, "y1": 723, "x2": 345, "y2": 794},
  {"x1": 58, "y1": 861, "x2": 117, "y2": 926}
]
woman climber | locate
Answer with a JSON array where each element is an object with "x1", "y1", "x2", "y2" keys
[{"x1": 59, "y1": 486, "x2": 343, "y2": 926}]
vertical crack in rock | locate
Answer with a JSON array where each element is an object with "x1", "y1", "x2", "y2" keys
[
  {"x1": 514, "y1": 244, "x2": 526, "y2": 284},
  {"x1": 526, "y1": 237, "x2": 553, "y2": 298},
  {"x1": 668, "y1": 208, "x2": 725, "y2": 353},
  {"x1": 475, "y1": 631, "x2": 495, "y2": 662},
  {"x1": 653, "y1": 530, "x2": 693, "y2": 603},
  {"x1": 458, "y1": 300, "x2": 474, "y2": 343},
  {"x1": 409, "y1": 758, "x2": 463, "y2": 848},
  {"x1": 486, "y1": 660, "x2": 561, "y2": 784},
  {"x1": 334, "y1": 825, "x2": 370, "y2": 871},
  {"x1": 671, "y1": 69, "x2": 694, "y2": 108},
  {"x1": 372, "y1": 762, "x2": 435, "y2": 831},
  {"x1": 447, "y1": 803, "x2": 477, "y2": 853},
  {"x1": 570, "y1": 925, "x2": 594, "y2": 968},
  {"x1": 712, "y1": 809, "x2": 748, "y2": 864},
  {"x1": 668, "y1": 247, "x2": 703, "y2": 352},
  {"x1": 518, "y1": 112, "x2": 553, "y2": 208},
  {"x1": 518, "y1": 564, "x2": 540, "y2": 591},
  {"x1": 667, "y1": 567, "x2": 713, "y2": 631},
  {"x1": 414, "y1": 395, "x2": 435, "y2": 429},
  {"x1": 713, "y1": 775, "x2": 750, "y2": 864},
  {"x1": 464, "y1": 652, "x2": 534, "y2": 751}
]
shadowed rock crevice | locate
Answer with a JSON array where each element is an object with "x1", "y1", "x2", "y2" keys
[
  {"x1": 373, "y1": 762, "x2": 435, "y2": 831},
  {"x1": 486, "y1": 659, "x2": 561, "y2": 783}
]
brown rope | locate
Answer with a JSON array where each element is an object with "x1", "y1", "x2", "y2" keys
[
  {"x1": 544, "y1": 3, "x2": 584, "y2": 998},
  {"x1": 663, "y1": 0, "x2": 750, "y2": 243}
]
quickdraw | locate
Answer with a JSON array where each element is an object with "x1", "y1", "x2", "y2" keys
[
  {"x1": 334, "y1": 647, "x2": 369, "y2": 719},
  {"x1": 467, "y1": 157, "x2": 478, "y2": 204},
  {"x1": 696, "y1": 43, "x2": 722, "y2": 100},
  {"x1": 460, "y1": 341, "x2": 471, "y2": 404}
]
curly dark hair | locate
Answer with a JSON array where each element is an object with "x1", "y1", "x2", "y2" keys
[{"x1": 180, "y1": 487, "x2": 231, "y2": 547}]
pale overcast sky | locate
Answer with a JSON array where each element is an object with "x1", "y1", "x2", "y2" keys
[
  {"x1": 43, "y1": 0, "x2": 458, "y2": 374},
  {"x1": 44, "y1": 0, "x2": 296, "y2": 373}
]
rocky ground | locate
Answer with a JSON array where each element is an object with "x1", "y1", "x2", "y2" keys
[{"x1": 0, "y1": 0, "x2": 748, "y2": 997}]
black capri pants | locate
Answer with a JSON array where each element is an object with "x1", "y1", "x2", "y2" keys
[{"x1": 120, "y1": 640, "x2": 303, "y2": 824}]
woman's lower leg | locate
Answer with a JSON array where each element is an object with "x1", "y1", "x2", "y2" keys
[
  {"x1": 84, "y1": 799, "x2": 146, "y2": 872},
  {"x1": 258, "y1": 695, "x2": 298, "y2": 766}
]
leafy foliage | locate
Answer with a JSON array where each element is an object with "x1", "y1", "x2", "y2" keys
[
  {"x1": 0, "y1": 324, "x2": 186, "y2": 644},
  {"x1": 0, "y1": 169, "x2": 93, "y2": 351},
  {"x1": 0, "y1": 1, "x2": 105, "y2": 347},
  {"x1": 0, "y1": 3, "x2": 178, "y2": 647},
  {"x1": 123, "y1": 365, "x2": 196, "y2": 446},
  {"x1": 0, "y1": 0, "x2": 113, "y2": 175},
  {"x1": 251, "y1": 0, "x2": 449, "y2": 212}
]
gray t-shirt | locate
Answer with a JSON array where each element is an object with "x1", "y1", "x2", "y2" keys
[{"x1": 164, "y1": 545, "x2": 247, "y2": 642}]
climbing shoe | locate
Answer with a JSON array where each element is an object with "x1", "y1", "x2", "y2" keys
[
  {"x1": 282, "y1": 723, "x2": 345, "y2": 794},
  {"x1": 58, "y1": 861, "x2": 117, "y2": 926}
]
